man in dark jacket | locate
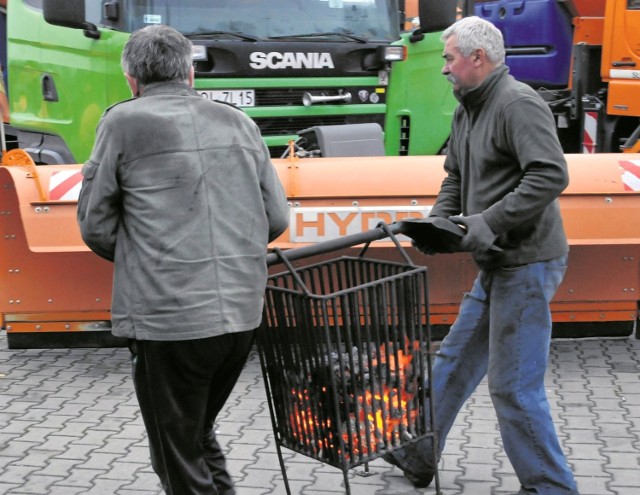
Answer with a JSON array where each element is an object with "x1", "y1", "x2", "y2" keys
[
  {"x1": 78, "y1": 25, "x2": 289, "y2": 495},
  {"x1": 384, "y1": 16, "x2": 580, "y2": 495}
]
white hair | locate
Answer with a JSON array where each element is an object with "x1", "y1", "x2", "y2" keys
[{"x1": 441, "y1": 16, "x2": 505, "y2": 65}]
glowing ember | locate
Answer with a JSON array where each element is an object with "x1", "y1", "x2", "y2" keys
[{"x1": 287, "y1": 339, "x2": 422, "y2": 462}]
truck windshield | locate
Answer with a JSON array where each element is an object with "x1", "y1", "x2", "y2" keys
[{"x1": 121, "y1": 0, "x2": 400, "y2": 42}]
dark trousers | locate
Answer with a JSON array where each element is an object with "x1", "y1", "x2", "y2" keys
[{"x1": 129, "y1": 330, "x2": 255, "y2": 495}]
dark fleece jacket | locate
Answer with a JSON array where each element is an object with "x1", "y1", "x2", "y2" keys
[{"x1": 430, "y1": 65, "x2": 569, "y2": 269}]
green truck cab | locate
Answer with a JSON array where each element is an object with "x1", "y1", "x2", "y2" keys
[{"x1": 4, "y1": 0, "x2": 458, "y2": 163}]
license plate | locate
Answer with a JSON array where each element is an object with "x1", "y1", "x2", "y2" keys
[{"x1": 198, "y1": 89, "x2": 255, "y2": 107}]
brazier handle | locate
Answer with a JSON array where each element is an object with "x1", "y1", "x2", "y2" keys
[{"x1": 266, "y1": 221, "x2": 410, "y2": 267}]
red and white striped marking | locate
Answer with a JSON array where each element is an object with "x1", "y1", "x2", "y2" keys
[
  {"x1": 582, "y1": 111, "x2": 598, "y2": 154},
  {"x1": 49, "y1": 170, "x2": 83, "y2": 200},
  {"x1": 619, "y1": 160, "x2": 640, "y2": 191}
]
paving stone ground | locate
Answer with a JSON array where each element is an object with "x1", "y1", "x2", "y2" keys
[{"x1": 0, "y1": 330, "x2": 638, "y2": 495}]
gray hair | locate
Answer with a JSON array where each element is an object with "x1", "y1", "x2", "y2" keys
[
  {"x1": 441, "y1": 16, "x2": 505, "y2": 66},
  {"x1": 121, "y1": 25, "x2": 192, "y2": 85}
]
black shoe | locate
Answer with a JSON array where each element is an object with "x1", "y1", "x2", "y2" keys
[
  {"x1": 382, "y1": 451, "x2": 402, "y2": 468},
  {"x1": 403, "y1": 470, "x2": 433, "y2": 489},
  {"x1": 382, "y1": 451, "x2": 434, "y2": 488}
]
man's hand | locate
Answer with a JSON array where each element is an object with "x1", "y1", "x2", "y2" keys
[
  {"x1": 411, "y1": 239, "x2": 438, "y2": 255},
  {"x1": 449, "y1": 214, "x2": 497, "y2": 252}
]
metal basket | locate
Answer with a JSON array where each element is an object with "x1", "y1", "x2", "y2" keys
[{"x1": 257, "y1": 223, "x2": 439, "y2": 495}]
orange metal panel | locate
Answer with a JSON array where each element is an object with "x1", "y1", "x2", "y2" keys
[
  {"x1": 560, "y1": 194, "x2": 640, "y2": 244},
  {"x1": 265, "y1": 153, "x2": 640, "y2": 330},
  {"x1": 0, "y1": 165, "x2": 87, "y2": 252},
  {"x1": 272, "y1": 155, "x2": 447, "y2": 200},
  {"x1": 4, "y1": 310, "x2": 111, "y2": 323},
  {"x1": 572, "y1": 17, "x2": 603, "y2": 46},
  {"x1": 551, "y1": 310, "x2": 637, "y2": 323},
  {"x1": 565, "y1": 0, "x2": 606, "y2": 17},
  {"x1": 601, "y1": 0, "x2": 640, "y2": 97},
  {"x1": 606, "y1": 80, "x2": 640, "y2": 116},
  {"x1": 0, "y1": 167, "x2": 113, "y2": 329},
  {"x1": 557, "y1": 244, "x2": 639, "y2": 301},
  {"x1": 1, "y1": 152, "x2": 639, "y2": 340},
  {"x1": 552, "y1": 301, "x2": 638, "y2": 312},
  {"x1": 4, "y1": 313, "x2": 111, "y2": 334},
  {"x1": 272, "y1": 153, "x2": 640, "y2": 245}
]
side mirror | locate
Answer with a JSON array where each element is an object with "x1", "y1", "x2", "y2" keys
[
  {"x1": 43, "y1": 0, "x2": 86, "y2": 29},
  {"x1": 418, "y1": 0, "x2": 457, "y2": 34},
  {"x1": 43, "y1": 0, "x2": 100, "y2": 39}
]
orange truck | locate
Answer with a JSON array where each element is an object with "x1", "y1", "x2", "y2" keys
[
  {"x1": 474, "y1": 0, "x2": 640, "y2": 153},
  {"x1": 405, "y1": 0, "x2": 640, "y2": 153},
  {"x1": 1, "y1": 152, "x2": 638, "y2": 348}
]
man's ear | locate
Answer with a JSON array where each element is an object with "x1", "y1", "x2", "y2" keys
[
  {"x1": 188, "y1": 66, "x2": 195, "y2": 87},
  {"x1": 124, "y1": 73, "x2": 140, "y2": 97}
]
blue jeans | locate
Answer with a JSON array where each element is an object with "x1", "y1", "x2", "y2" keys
[{"x1": 395, "y1": 254, "x2": 579, "y2": 494}]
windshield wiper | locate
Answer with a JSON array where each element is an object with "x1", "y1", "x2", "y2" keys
[
  {"x1": 268, "y1": 32, "x2": 367, "y2": 43},
  {"x1": 184, "y1": 31, "x2": 260, "y2": 42}
]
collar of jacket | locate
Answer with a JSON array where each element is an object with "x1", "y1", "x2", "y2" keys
[
  {"x1": 140, "y1": 81, "x2": 198, "y2": 98},
  {"x1": 454, "y1": 64, "x2": 509, "y2": 111}
]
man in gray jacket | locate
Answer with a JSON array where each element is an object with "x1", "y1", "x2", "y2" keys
[
  {"x1": 77, "y1": 25, "x2": 289, "y2": 495},
  {"x1": 384, "y1": 17, "x2": 580, "y2": 495}
]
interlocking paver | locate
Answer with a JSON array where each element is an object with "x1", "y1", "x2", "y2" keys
[
  {"x1": 118, "y1": 470, "x2": 162, "y2": 494},
  {"x1": 1, "y1": 330, "x2": 639, "y2": 494},
  {"x1": 47, "y1": 486, "x2": 86, "y2": 495},
  {"x1": 53, "y1": 444, "x2": 98, "y2": 461},
  {"x1": 5, "y1": 473, "x2": 65, "y2": 494},
  {"x1": 50, "y1": 467, "x2": 109, "y2": 489},
  {"x1": 33, "y1": 458, "x2": 83, "y2": 477}
]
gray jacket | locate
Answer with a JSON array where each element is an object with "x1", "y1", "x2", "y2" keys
[
  {"x1": 430, "y1": 65, "x2": 569, "y2": 269},
  {"x1": 78, "y1": 82, "x2": 289, "y2": 341}
]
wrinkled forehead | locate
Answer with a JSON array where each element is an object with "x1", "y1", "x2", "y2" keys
[{"x1": 442, "y1": 35, "x2": 461, "y2": 58}]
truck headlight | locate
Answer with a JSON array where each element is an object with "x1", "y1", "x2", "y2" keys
[
  {"x1": 381, "y1": 45, "x2": 406, "y2": 62},
  {"x1": 192, "y1": 44, "x2": 208, "y2": 61}
]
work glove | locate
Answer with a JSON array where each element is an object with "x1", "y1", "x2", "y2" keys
[
  {"x1": 412, "y1": 239, "x2": 438, "y2": 256},
  {"x1": 449, "y1": 214, "x2": 497, "y2": 252},
  {"x1": 400, "y1": 216, "x2": 466, "y2": 255}
]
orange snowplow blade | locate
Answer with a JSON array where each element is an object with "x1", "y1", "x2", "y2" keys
[{"x1": 1, "y1": 154, "x2": 638, "y2": 347}]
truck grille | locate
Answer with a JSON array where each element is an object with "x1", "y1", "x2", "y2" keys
[
  {"x1": 255, "y1": 114, "x2": 385, "y2": 158},
  {"x1": 254, "y1": 114, "x2": 384, "y2": 137},
  {"x1": 246, "y1": 87, "x2": 386, "y2": 158},
  {"x1": 254, "y1": 87, "x2": 385, "y2": 107}
]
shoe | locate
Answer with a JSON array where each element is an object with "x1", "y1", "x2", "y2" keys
[
  {"x1": 403, "y1": 470, "x2": 433, "y2": 488},
  {"x1": 382, "y1": 451, "x2": 402, "y2": 468},
  {"x1": 382, "y1": 451, "x2": 434, "y2": 488}
]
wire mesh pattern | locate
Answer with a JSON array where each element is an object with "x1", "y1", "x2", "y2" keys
[{"x1": 257, "y1": 255, "x2": 437, "y2": 490}]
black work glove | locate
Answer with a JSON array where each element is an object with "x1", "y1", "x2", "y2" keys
[
  {"x1": 400, "y1": 217, "x2": 466, "y2": 255},
  {"x1": 449, "y1": 214, "x2": 497, "y2": 252},
  {"x1": 411, "y1": 239, "x2": 438, "y2": 255}
]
